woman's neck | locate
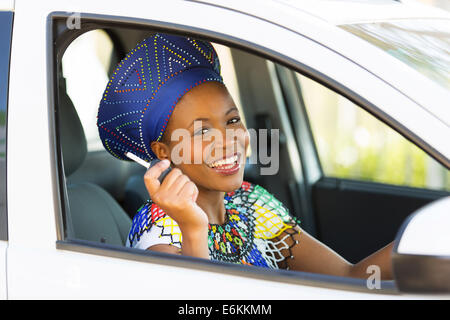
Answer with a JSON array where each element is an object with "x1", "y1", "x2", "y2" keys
[{"x1": 195, "y1": 186, "x2": 226, "y2": 225}]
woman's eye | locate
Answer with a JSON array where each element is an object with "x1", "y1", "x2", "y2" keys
[
  {"x1": 227, "y1": 117, "x2": 241, "y2": 125},
  {"x1": 194, "y1": 128, "x2": 209, "y2": 136}
]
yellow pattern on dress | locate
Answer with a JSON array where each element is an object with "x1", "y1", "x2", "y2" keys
[
  {"x1": 156, "y1": 216, "x2": 182, "y2": 243},
  {"x1": 253, "y1": 203, "x2": 292, "y2": 239}
]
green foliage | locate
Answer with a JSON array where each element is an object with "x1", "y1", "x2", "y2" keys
[{"x1": 0, "y1": 111, "x2": 5, "y2": 125}]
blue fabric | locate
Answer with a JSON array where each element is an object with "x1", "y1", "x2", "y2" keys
[{"x1": 97, "y1": 33, "x2": 223, "y2": 162}]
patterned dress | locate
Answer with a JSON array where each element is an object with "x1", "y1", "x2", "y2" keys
[{"x1": 126, "y1": 181, "x2": 301, "y2": 269}]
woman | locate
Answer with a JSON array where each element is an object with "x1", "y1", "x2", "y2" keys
[{"x1": 97, "y1": 33, "x2": 393, "y2": 278}]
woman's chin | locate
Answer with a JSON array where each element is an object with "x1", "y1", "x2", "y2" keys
[{"x1": 221, "y1": 177, "x2": 244, "y2": 193}]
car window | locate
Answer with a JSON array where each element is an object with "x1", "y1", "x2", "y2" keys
[
  {"x1": 296, "y1": 73, "x2": 450, "y2": 191},
  {"x1": 62, "y1": 31, "x2": 245, "y2": 152},
  {"x1": 0, "y1": 12, "x2": 13, "y2": 241}
]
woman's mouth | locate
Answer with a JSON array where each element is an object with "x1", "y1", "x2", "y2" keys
[{"x1": 207, "y1": 153, "x2": 241, "y2": 175}]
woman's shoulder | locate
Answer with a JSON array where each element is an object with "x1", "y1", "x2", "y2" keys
[
  {"x1": 226, "y1": 181, "x2": 301, "y2": 241},
  {"x1": 131, "y1": 200, "x2": 170, "y2": 227},
  {"x1": 127, "y1": 200, "x2": 181, "y2": 248}
]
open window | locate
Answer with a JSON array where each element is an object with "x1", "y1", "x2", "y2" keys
[{"x1": 49, "y1": 11, "x2": 449, "y2": 295}]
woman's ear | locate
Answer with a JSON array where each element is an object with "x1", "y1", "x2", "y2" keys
[{"x1": 150, "y1": 141, "x2": 171, "y2": 161}]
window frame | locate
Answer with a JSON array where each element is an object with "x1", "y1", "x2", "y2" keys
[
  {"x1": 47, "y1": 10, "x2": 426, "y2": 295},
  {"x1": 0, "y1": 11, "x2": 13, "y2": 242}
]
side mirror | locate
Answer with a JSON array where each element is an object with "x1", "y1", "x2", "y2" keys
[{"x1": 392, "y1": 196, "x2": 450, "y2": 293}]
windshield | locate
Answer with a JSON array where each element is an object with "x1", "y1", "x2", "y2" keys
[{"x1": 340, "y1": 19, "x2": 450, "y2": 91}]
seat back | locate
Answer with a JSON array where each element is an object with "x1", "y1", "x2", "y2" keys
[
  {"x1": 67, "y1": 182, "x2": 131, "y2": 245},
  {"x1": 58, "y1": 79, "x2": 131, "y2": 245}
]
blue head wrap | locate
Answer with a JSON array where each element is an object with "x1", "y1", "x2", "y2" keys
[{"x1": 97, "y1": 33, "x2": 223, "y2": 162}]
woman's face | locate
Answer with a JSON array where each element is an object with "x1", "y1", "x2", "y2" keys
[{"x1": 153, "y1": 81, "x2": 249, "y2": 193}]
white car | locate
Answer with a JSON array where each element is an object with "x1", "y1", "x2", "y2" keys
[{"x1": 1, "y1": 0, "x2": 449, "y2": 299}]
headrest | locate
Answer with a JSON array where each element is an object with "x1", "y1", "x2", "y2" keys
[{"x1": 58, "y1": 78, "x2": 87, "y2": 176}]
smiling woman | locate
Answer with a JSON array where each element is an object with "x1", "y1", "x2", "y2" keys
[
  {"x1": 96, "y1": 33, "x2": 303, "y2": 267},
  {"x1": 94, "y1": 32, "x2": 397, "y2": 279}
]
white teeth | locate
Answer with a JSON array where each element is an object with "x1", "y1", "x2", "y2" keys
[{"x1": 209, "y1": 155, "x2": 238, "y2": 168}]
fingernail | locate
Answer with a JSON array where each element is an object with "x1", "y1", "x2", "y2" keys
[{"x1": 161, "y1": 159, "x2": 170, "y2": 166}]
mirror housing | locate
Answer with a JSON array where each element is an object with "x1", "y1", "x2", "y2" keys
[{"x1": 392, "y1": 196, "x2": 450, "y2": 293}]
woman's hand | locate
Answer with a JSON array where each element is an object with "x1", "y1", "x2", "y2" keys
[{"x1": 143, "y1": 159, "x2": 209, "y2": 258}]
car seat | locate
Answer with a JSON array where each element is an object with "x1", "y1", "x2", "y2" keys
[{"x1": 58, "y1": 79, "x2": 131, "y2": 246}]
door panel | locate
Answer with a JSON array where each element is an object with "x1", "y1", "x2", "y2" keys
[{"x1": 312, "y1": 177, "x2": 449, "y2": 263}]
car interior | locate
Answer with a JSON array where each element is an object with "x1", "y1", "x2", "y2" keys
[{"x1": 54, "y1": 20, "x2": 450, "y2": 269}]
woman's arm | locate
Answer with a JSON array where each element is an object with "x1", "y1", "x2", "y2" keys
[
  {"x1": 348, "y1": 242, "x2": 393, "y2": 279},
  {"x1": 286, "y1": 227, "x2": 393, "y2": 279}
]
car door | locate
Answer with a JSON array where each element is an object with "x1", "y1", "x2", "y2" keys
[{"x1": 7, "y1": 0, "x2": 445, "y2": 299}]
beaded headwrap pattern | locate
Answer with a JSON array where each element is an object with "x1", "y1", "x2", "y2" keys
[{"x1": 97, "y1": 33, "x2": 223, "y2": 162}]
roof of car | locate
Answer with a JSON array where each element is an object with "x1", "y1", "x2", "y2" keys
[
  {"x1": 0, "y1": 0, "x2": 13, "y2": 11},
  {"x1": 273, "y1": 0, "x2": 450, "y2": 25}
]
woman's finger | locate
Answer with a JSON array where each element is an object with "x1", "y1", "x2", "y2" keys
[
  {"x1": 178, "y1": 181, "x2": 198, "y2": 202},
  {"x1": 170, "y1": 174, "x2": 191, "y2": 195},
  {"x1": 143, "y1": 159, "x2": 171, "y2": 195},
  {"x1": 158, "y1": 167, "x2": 183, "y2": 192}
]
